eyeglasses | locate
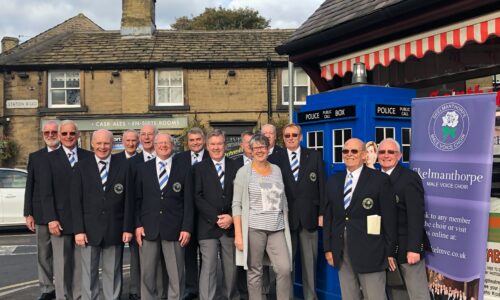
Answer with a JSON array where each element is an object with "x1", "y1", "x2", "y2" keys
[
  {"x1": 60, "y1": 131, "x2": 76, "y2": 137},
  {"x1": 284, "y1": 133, "x2": 299, "y2": 139},
  {"x1": 43, "y1": 131, "x2": 58, "y2": 136},
  {"x1": 252, "y1": 146, "x2": 267, "y2": 151},
  {"x1": 342, "y1": 149, "x2": 360, "y2": 155},
  {"x1": 378, "y1": 150, "x2": 398, "y2": 155}
]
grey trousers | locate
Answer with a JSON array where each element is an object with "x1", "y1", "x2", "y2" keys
[
  {"x1": 338, "y1": 236, "x2": 386, "y2": 300},
  {"x1": 198, "y1": 234, "x2": 239, "y2": 300},
  {"x1": 140, "y1": 239, "x2": 185, "y2": 300},
  {"x1": 291, "y1": 228, "x2": 318, "y2": 300},
  {"x1": 80, "y1": 244, "x2": 122, "y2": 300},
  {"x1": 184, "y1": 236, "x2": 200, "y2": 296},
  {"x1": 36, "y1": 225, "x2": 55, "y2": 294},
  {"x1": 51, "y1": 234, "x2": 81, "y2": 300},
  {"x1": 247, "y1": 228, "x2": 291, "y2": 300},
  {"x1": 390, "y1": 259, "x2": 430, "y2": 300}
]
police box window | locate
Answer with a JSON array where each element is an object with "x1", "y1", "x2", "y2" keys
[
  {"x1": 375, "y1": 127, "x2": 394, "y2": 144},
  {"x1": 401, "y1": 128, "x2": 411, "y2": 162},
  {"x1": 333, "y1": 128, "x2": 352, "y2": 163},
  {"x1": 307, "y1": 131, "x2": 324, "y2": 156}
]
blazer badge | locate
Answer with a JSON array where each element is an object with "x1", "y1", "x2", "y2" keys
[
  {"x1": 362, "y1": 198, "x2": 374, "y2": 210},
  {"x1": 114, "y1": 183, "x2": 124, "y2": 194}
]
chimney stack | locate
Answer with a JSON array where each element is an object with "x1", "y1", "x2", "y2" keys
[
  {"x1": 121, "y1": 0, "x2": 156, "y2": 38},
  {"x1": 1, "y1": 37, "x2": 19, "y2": 53}
]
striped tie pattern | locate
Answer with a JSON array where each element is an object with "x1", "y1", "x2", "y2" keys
[
  {"x1": 291, "y1": 151, "x2": 299, "y2": 181},
  {"x1": 146, "y1": 154, "x2": 154, "y2": 161},
  {"x1": 158, "y1": 161, "x2": 168, "y2": 191},
  {"x1": 344, "y1": 173, "x2": 353, "y2": 209},
  {"x1": 216, "y1": 162, "x2": 224, "y2": 189},
  {"x1": 68, "y1": 151, "x2": 76, "y2": 167},
  {"x1": 99, "y1": 161, "x2": 108, "y2": 190},
  {"x1": 192, "y1": 153, "x2": 199, "y2": 166}
]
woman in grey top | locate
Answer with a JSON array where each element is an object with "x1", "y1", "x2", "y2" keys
[{"x1": 232, "y1": 134, "x2": 292, "y2": 300}]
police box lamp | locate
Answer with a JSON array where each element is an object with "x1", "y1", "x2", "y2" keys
[{"x1": 352, "y1": 62, "x2": 367, "y2": 84}]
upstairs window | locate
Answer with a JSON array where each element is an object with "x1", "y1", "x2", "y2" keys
[
  {"x1": 48, "y1": 71, "x2": 80, "y2": 107},
  {"x1": 282, "y1": 68, "x2": 310, "y2": 105},
  {"x1": 156, "y1": 69, "x2": 184, "y2": 106}
]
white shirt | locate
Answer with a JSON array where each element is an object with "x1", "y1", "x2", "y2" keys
[
  {"x1": 212, "y1": 157, "x2": 225, "y2": 171},
  {"x1": 62, "y1": 146, "x2": 77, "y2": 163},
  {"x1": 286, "y1": 147, "x2": 301, "y2": 166},
  {"x1": 243, "y1": 155, "x2": 252, "y2": 165},
  {"x1": 143, "y1": 150, "x2": 156, "y2": 162},
  {"x1": 383, "y1": 166, "x2": 396, "y2": 176},
  {"x1": 95, "y1": 155, "x2": 111, "y2": 174},
  {"x1": 346, "y1": 166, "x2": 363, "y2": 194},
  {"x1": 47, "y1": 145, "x2": 60, "y2": 152},
  {"x1": 125, "y1": 151, "x2": 136, "y2": 159}
]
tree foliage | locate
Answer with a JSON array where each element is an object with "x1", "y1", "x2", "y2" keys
[{"x1": 171, "y1": 7, "x2": 271, "y2": 30}]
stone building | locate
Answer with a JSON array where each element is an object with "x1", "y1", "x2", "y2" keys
[{"x1": 0, "y1": 0, "x2": 314, "y2": 167}]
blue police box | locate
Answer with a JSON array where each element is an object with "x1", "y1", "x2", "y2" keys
[{"x1": 293, "y1": 85, "x2": 415, "y2": 299}]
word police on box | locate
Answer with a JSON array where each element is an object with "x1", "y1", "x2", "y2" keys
[
  {"x1": 298, "y1": 105, "x2": 356, "y2": 124},
  {"x1": 375, "y1": 104, "x2": 411, "y2": 118}
]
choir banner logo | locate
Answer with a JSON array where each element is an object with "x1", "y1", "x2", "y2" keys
[{"x1": 428, "y1": 102, "x2": 469, "y2": 151}]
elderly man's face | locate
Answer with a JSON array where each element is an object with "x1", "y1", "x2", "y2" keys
[
  {"x1": 187, "y1": 133, "x2": 204, "y2": 153},
  {"x1": 154, "y1": 134, "x2": 173, "y2": 160},
  {"x1": 378, "y1": 140, "x2": 402, "y2": 171},
  {"x1": 122, "y1": 132, "x2": 139, "y2": 155},
  {"x1": 59, "y1": 123, "x2": 79, "y2": 149},
  {"x1": 42, "y1": 123, "x2": 59, "y2": 148},
  {"x1": 261, "y1": 125, "x2": 276, "y2": 148},
  {"x1": 92, "y1": 131, "x2": 112, "y2": 160},
  {"x1": 207, "y1": 135, "x2": 225, "y2": 162},
  {"x1": 140, "y1": 125, "x2": 155, "y2": 152},
  {"x1": 343, "y1": 139, "x2": 366, "y2": 172},
  {"x1": 240, "y1": 134, "x2": 253, "y2": 158},
  {"x1": 283, "y1": 126, "x2": 302, "y2": 151}
]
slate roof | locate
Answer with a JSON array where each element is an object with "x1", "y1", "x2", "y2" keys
[
  {"x1": 281, "y1": 0, "x2": 403, "y2": 47},
  {"x1": 0, "y1": 29, "x2": 294, "y2": 68}
]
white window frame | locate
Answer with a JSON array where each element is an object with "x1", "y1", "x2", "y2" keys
[
  {"x1": 332, "y1": 128, "x2": 352, "y2": 163},
  {"x1": 281, "y1": 68, "x2": 310, "y2": 105},
  {"x1": 375, "y1": 127, "x2": 395, "y2": 144},
  {"x1": 307, "y1": 130, "x2": 324, "y2": 153},
  {"x1": 401, "y1": 128, "x2": 411, "y2": 163},
  {"x1": 48, "y1": 70, "x2": 81, "y2": 108},
  {"x1": 155, "y1": 69, "x2": 184, "y2": 106}
]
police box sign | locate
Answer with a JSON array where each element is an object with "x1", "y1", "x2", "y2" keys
[
  {"x1": 375, "y1": 104, "x2": 411, "y2": 118},
  {"x1": 297, "y1": 105, "x2": 356, "y2": 123}
]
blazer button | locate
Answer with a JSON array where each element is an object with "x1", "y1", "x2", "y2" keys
[
  {"x1": 101, "y1": 211, "x2": 105, "y2": 215},
  {"x1": 345, "y1": 217, "x2": 349, "y2": 221},
  {"x1": 160, "y1": 210, "x2": 163, "y2": 214}
]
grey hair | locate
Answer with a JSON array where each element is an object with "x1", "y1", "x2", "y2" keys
[
  {"x1": 249, "y1": 133, "x2": 270, "y2": 150},
  {"x1": 154, "y1": 133, "x2": 173, "y2": 145},
  {"x1": 122, "y1": 129, "x2": 138, "y2": 139},
  {"x1": 42, "y1": 120, "x2": 59, "y2": 132},
  {"x1": 379, "y1": 138, "x2": 401, "y2": 152},
  {"x1": 240, "y1": 130, "x2": 253, "y2": 139},
  {"x1": 58, "y1": 120, "x2": 79, "y2": 132},
  {"x1": 206, "y1": 129, "x2": 225, "y2": 142},
  {"x1": 187, "y1": 127, "x2": 205, "y2": 138},
  {"x1": 261, "y1": 123, "x2": 276, "y2": 134},
  {"x1": 91, "y1": 129, "x2": 113, "y2": 143},
  {"x1": 140, "y1": 124, "x2": 158, "y2": 135}
]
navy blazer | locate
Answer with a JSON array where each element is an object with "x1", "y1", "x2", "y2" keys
[
  {"x1": 24, "y1": 147, "x2": 49, "y2": 224},
  {"x1": 389, "y1": 164, "x2": 431, "y2": 263},
  {"x1": 194, "y1": 157, "x2": 238, "y2": 240},
  {"x1": 279, "y1": 147, "x2": 325, "y2": 231},
  {"x1": 323, "y1": 166, "x2": 397, "y2": 273},
  {"x1": 267, "y1": 145, "x2": 285, "y2": 165},
  {"x1": 41, "y1": 147, "x2": 93, "y2": 234},
  {"x1": 135, "y1": 156, "x2": 194, "y2": 241},
  {"x1": 71, "y1": 155, "x2": 134, "y2": 247}
]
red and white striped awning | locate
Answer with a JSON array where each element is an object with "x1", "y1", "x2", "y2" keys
[{"x1": 320, "y1": 12, "x2": 500, "y2": 80}]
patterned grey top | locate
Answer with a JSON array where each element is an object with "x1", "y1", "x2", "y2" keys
[{"x1": 248, "y1": 167, "x2": 285, "y2": 231}]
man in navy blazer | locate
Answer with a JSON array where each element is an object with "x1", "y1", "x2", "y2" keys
[
  {"x1": 378, "y1": 138, "x2": 431, "y2": 300},
  {"x1": 194, "y1": 129, "x2": 239, "y2": 300},
  {"x1": 71, "y1": 129, "x2": 134, "y2": 300},
  {"x1": 261, "y1": 123, "x2": 285, "y2": 166},
  {"x1": 175, "y1": 127, "x2": 209, "y2": 300},
  {"x1": 323, "y1": 138, "x2": 397, "y2": 300},
  {"x1": 135, "y1": 133, "x2": 194, "y2": 300},
  {"x1": 41, "y1": 120, "x2": 93, "y2": 300},
  {"x1": 279, "y1": 123, "x2": 325, "y2": 300},
  {"x1": 24, "y1": 120, "x2": 60, "y2": 300},
  {"x1": 114, "y1": 129, "x2": 139, "y2": 161}
]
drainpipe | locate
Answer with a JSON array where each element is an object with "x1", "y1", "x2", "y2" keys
[
  {"x1": 266, "y1": 57, "x2": 273, "y2": 121},
  {"x1": 288, "y1": 61, "x2": 294, "y2": 123}
]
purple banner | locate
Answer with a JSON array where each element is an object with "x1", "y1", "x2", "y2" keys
[{"x1": 411, "y1": 94, "x2": 496, "y2": 300}]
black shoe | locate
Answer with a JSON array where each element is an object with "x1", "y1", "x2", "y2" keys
[
  {"x1": 183, "y1": 292, "x2": 198, "y2": 300},
  {"x1": 37, "y1": 291, "x2": 55, "y2": 300},
  {"x1": 129, "y1": 294, "x2": 141, "y2": 300}
]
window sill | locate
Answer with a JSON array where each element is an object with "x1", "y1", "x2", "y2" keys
[
  {"x1": 276, "y1": 104, "x2": 304, "y2": 112},
  {"x1": 149, "y1": 105, "x2": 190, "y2": 112},
  {"x1": 39, "y1": 106, "x2": 88, "y2": 115}
]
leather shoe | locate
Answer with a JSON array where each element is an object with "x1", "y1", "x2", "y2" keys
[
  {"x1": 37, "y1": 291, "x2": 55, "y2": 300},
  {"x1": 129, "y1": 294, "x2": 140, "y2": 300},
  {"x1": 183, "y1": 292, "x2": 198, "y2": 300}
]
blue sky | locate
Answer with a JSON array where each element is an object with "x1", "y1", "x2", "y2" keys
[{"x1": 0, "y1": 0, "x2": 323, "y2": 43}]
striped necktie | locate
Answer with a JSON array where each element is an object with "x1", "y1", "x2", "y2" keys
[
  {"x1": 344, "y1": 173, "x2": 353, "y2": 209},
  {"x1": 68, "y1": 151, "x2": 76, "y2": 167},
  {"x1": 99, "y1": 161, "x2": 108, "y2": 190},
  {"x1": 158, "y1": 161, "x2": 168, "y2": 191},
  {"x1": 216, "y1": 162, "x2": 224, "y2": 189},
  {"x1": 291, "y1": 151, "x2": 299, "y2": 181}
]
